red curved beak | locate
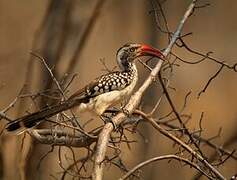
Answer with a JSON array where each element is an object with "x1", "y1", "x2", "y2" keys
[{"x1": 140, "y1": 44, "x2": 165, "y2": 60}]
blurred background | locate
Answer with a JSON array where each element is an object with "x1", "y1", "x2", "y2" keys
[{"x1": 0, "y1": 0, "x2": 236, "y2": 179}]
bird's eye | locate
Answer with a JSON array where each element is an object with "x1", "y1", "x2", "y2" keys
[{"x1": 129, "y1": 47, "x2": 136, "y2": 52}]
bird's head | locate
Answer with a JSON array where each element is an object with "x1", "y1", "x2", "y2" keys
[{"x1": 116, "y1": 43, "x2": 164, "y2": 70}]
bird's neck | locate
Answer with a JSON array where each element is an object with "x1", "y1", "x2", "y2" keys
[
  {"x1": 117, "y1": 55, "x2": 131, "y2": 71},
  {"x1": 127, "y1": 62, "x2": 137, "y2": 75},
  {"x1": 117, "y1": 57, "x2": 138, "y2": 83},
  {"x1": 121, "y1": 62, "x2": 138, "y2": 88},
  {"x1": 123, "y1": 61, "x2": 135, "y2": 71},
  {"x1": 119, "y1": 61, "x2": 138, "y2": 79},
  {"x1": 117, "y1": 55, "x2": 134, "y2": 71}
]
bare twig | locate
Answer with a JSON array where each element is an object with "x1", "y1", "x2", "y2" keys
[
  {"x1": 92, "y1": 1, "x2": 200, "y2": 179},
  {"x1": 198, "y1": 64, "x2": 224, "y2": 98},
  {"x1": 119, "y1": 154, "x2": 213, "y2": 180},
  {"x1": 193, "y1": 131, "x2": 237, "y2": 179},
  {"x1": 28, "y1": 129, "x2": 97, "y2": 147},
  {"x1": 0, "y1": 112, "x2": 11, "y2": 122},
  {"x1": 160, "y1": 121, "x2": 237, "y2": 161},
  {"x1": 158, "y1": 72, "x2": 205, "y2": 157},
  {"x1": 177, "y1": 37, "x2": 237, "y2": 72},
  {"x1": 30, "y1": 52, "x2": 66, "y2": 99},
  {"x1": 0, "y1": 89, "x2": 24, "y2": 122},
  {"x1": 136, "y1": 110, "x2": 225, "y2": 180}
]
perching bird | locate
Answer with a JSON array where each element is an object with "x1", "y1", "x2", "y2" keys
[{"x1": 6, "y1": 43, "x2": 164, "y2": 132}]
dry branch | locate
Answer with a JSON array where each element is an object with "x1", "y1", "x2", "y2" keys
[
  {"x1": 1, "y1": 1, "x2": 235, "y2": 179},
  {"x1": 92, "y1": 1, "x2": 202, "y2": 179},
  {"x1": 119, "y1": 155, "x2": 213, "y2": 180},
  {"x1": 28, "y1": 129, "x2": 97, "y2": 147},
  {"x1": 137, "y1": 110, "x2": 225, "y2": 180}
]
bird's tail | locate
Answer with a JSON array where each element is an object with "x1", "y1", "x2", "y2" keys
[{"x1": 6, "y1": 99, "x2": 79, "y2": 132}]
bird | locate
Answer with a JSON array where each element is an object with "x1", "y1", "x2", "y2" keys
[{"x1": 6, "y1": 43, "x2": 164, "y2": 132}]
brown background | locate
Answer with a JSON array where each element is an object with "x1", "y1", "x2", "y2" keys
[{"x1": 0, "y1": 0, "x2": 236, "y2": 179}]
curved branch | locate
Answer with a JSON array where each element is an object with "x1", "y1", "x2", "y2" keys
[
  {"x1": 119, "y1": 155, "x2": 213, "y2": 180},
  {"x1": 92, "y1": 1, "x2": 199, "y2": 179},
  {"x1": 198, "y1": 64, "x2": 224, "y2": 98},
  {"x1": 136, "y1": 110, "x2": 225, "y2": 180}
]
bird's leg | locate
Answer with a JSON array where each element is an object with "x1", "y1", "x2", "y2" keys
[
  {"x1": 107, "y1": 106, "x2": 130, "y2": 117},
  {"x1": 105, "y1": 107, "x2": 120, "y2": 115},
  {"x1": 120, "y1": 102, "x2": 131, "y2": 117},
  {"x1": 100, "y1": 114, "x2": 109, "y2": 124},
  {"x1": 121, "y1": 107, "x2": 130, "y2": 117},
  {"x1": 100, "y1": 114, "x2": 117, "y2": 130},
  {"x1": 120, "y1": 100, "x2": 131, "y2": 117}
]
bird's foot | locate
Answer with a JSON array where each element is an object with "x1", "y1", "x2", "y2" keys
[
  {"x1": 110, "y1": 119, "x2": 117, "y2": 130},
  {"x1": 100, "y1": 115, "x2": 117, "y2": 130},
  {"x1": 121, "y1": 107, "x2": 130, "y2": 117}
]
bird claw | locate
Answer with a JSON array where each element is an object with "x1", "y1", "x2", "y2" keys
[
  {"x1": 122, "y1": 107, "x2": 130, "y2": 117},
  {"x1": 110, "y1": 120, "x2": 117, "y2": 130},
  {"x1": 100, "y1": 115, "x2": 117, "y2": 130}
]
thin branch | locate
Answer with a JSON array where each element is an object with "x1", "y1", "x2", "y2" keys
[
  {"x1": 92, "y1": 1, "x2": 199, "y2": 179},
  {"x1": 160, "y1": 121, "x2": 237, "y2": 160},
  {"x1": 0, "y1": 88, "x2": 24, "y2": 122},
  {"x1": 30, "y1": 52, "x2": 86, "y2": 128},
  {"x1": 198, "y1": 64, "x2": 224, "y2": 98},
  {"x1": 181, "y1": 90, "x2": 192, "y2": 112},
  {"x1": 177, "y1": 37, "x2": 237, "y2": 72},
  {"x1": 30, "y1": 52, "x2": 66, "y2": 99},
  {"x1": 0, "y1": 112, "x2": 11, "y2": 122},
  {"x1": 136, "y1": 110, "x2": 225, "y2": 180},
  {"x1": 125, "y1": 110, "x2": 237, "y2": 161},
  {"x1": 28, "y1": 129, "x2": 97, "y2": 147},
  {"x1": 158, "y1": 72, "x2": 205, "y2": 157},
  {"x1": 119, "y1": 155, "x2": 213, "y2": 180},
  {"x1": 193, "y1": 131, "x2": 237, "y2": 179}
]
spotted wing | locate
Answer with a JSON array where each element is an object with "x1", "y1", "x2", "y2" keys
[{"x1": 69, "y1": 71, "x2": 133, "y2": 101}]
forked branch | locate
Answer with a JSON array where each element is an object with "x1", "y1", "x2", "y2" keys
[{"x1": 91, "y1": 1, "x2": 209, "y2": 180}]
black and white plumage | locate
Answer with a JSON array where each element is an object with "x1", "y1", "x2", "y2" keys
[{"x1": 6, "y1": 43, "x2": 164, "y2": 132}]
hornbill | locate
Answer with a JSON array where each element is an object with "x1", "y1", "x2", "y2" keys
[{"x1": 6, "y1": 43, "x2": 164, "y2": 132}]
